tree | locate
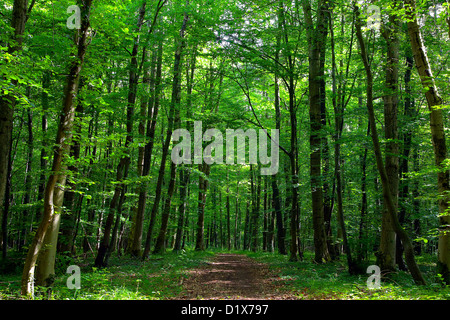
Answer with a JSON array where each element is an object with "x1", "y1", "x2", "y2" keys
[
  {"x1": 128, "y1": 0, "x2": 166, "y2": 257},
  {"x1": 21, "y1": 0, "x2": 93, "y2": 296},
  {"x1": 153, "y1": 7, "x2": 189, "y2": 254},
  {"x1": 405, "y1": 0, "x2": 450, "y2": 284},
  {"x1": 95, "y1": 1, "x2": 147, "y2": 268},
  {"x1": 378, "y1": 0, "x2": 401, "y2": 273},
  {"x1": 302, "y1": 0, "x2": 331, "y2": 264},
  {"x1": 0, "y1": 0, "x2": 33, "y2": 260},
  {"x1": 354, "y1": 1, "x2": 426, "y2": 286}
]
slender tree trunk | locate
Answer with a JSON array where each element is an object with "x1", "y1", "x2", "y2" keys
[
  {"x1": 243, "y1": 198, "x2": 250, "y2": 250},
  {"x1": 57, "y1": 84, "x2": 84, "y2": 255},
  {"x1": 0, "y1": 0, "x2": 29, "y2": 259},
  {"x1": 357, "y1": 122, "x2": 370, "y2": 262},
  {"x1": 129, "y1": 34, "x2": 163, "y2": 257},
  {"x1": 174, "y1": 166, "x2": 189, "y2": 251},
  {"x1": 195, "y1": 163, "x2": 211, "y2": 251},
  {"x1": 267, "y1": 187, "x2": 275, "y2": 253},
  {"x1": 21, "y1": 0, "x2": 93, "y2": 296},
  {"x1": 96, "y1": 2, "x2": 147, "y2": 267},
  {"x1": 272, "y1": 23, "x2": 286, "y2": 256},
  {"x1": 143, "y1": 9, "x2": 189, "y2": 258},
  {"x1": 153, "y1": 10, "x2": 188, "y2": 254},
  {"x1": 174, "y1": 46, "x2": 196, "y2": 252},
  {"x1": 412, "y1": 148, "x2": 421, "y2": 255},
  {"x1": 226, "y1": 172, "x2": 231, "y2": 250},
  {"x1": 378, "y1": 6, "x2": 401, "y2": 272},
  {"x1": 1, "y1": 137, "x2": 13, "y2": 260},
  {"x1": 250, "y1": 165, "x2": 260, "y2": 252},
  {"x1": 355, "y1": 2, "x2": 426, "y2": 285},
  {"x1": 405, "y1": 0, "x2": 450, "y2": 284},
  {"x1": 235, "y1": 180, "x2": 240, "y2": 249},
  {"x1": 303, "y1": 0, "x2": 331, "y2": 264},
  {"x1": 36, "y1": 71, "x2": 50, "y2": 224},
  {"x1": 277, "y1": 0, "x2": 299, "y2": 261},
  {"x1": 20, "y1": 97, "x2": 33, "y2": 250},
  {"x1": 396, "y1": 53, "x2": 415, "y2": 271}
]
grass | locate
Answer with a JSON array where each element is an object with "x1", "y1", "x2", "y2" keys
[
  {"x1": 244, "y1": 250, "x2": 450, "y2": 300},
  {"x1": 1, "y1": 249, "x2": 449, "y2": 300},
  {"x1": 0, "y1": 249, "x2": 215, "y2": 300}
]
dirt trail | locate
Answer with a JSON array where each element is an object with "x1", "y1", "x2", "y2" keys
[{"x1": 179, "y1": 253, "x2": 299, "y2": 300}]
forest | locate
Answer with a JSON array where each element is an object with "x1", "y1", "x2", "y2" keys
[{"x1": 0, "y1": 0, "x2": 449, "y2": 301}]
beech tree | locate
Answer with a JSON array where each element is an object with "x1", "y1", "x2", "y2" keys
[
  {"x1": 405, "y1": 0, "x2": 450, "y2": 284},
  {"x1": 21, "y1": 0, "x2": 93, "y2": 296}
]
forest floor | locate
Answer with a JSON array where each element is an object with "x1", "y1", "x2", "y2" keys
[
  {"x1": 178, "y1": 253, "x2": 299, "y2": 300},
  {"x1": 1, "y1": 249, "x2": 449, "y2": 300}
]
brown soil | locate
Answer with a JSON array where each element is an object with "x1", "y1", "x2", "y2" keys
[{"x1": 178, "y1": 253, "x2": 300, "y2": 300}]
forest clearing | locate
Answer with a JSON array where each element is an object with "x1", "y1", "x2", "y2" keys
[{"x1": 0, "y1": 0, "x2": 449, "y2": 301}]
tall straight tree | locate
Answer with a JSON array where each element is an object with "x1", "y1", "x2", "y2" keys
[
  {"x1": 143, "y1": 1, "x2": 190, "y2": 259},
  {"x1": 276, "y1": 0, "x2": 300, "y2": 262},
  {"x1": 95, "y1": 1, "x2": 147, "y2": 268},
  {"x1": 397, "y1": 51, "x2": 415, "y2": 270},
  {"x1": 272, "y1": 29, "x2": 286, "y2": 255},
  {"x1": 153, "y1": 7, "x2": 189, "y2": 254},
  {"x1": 302, "y1": 0, "x2": 331, "y2": 264},
  {"x1": 378, "y1": 1, "x2": 401, "y2": 272},
  {"x1": 174, "y1": 45, "x2": 197, "y2": 252},
  {"x1": 21, "y1": 0, "x2": 93, "y2": 296},
  {"x1": 405, "y1": 0, "x2": 450, "y2": 284},
  {"x1": 330, "y1": 8, "x2": 356, "y2": 272},
  {"x1": 0, "y1": 0, "x2": 32, "y2": 259},
  {"x1": 129, "y1": 0, "x2": 166, "y2": 257},
  {"x1": 354, "y1": 1, "x2": 425, "y2": 285},
  {"x1": 129, "y1": 39, "x2": 162, "y2": 256}
]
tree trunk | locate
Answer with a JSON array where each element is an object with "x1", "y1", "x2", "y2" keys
[
  {"x1": 195, "y1": 163, "x2": 211, "y2": 251},
  {"x1": 277, "y1": 0, "x2": 299, "y2": 262},
  {"x1": 272, "y1": 22, "x2": 286, "y2": 256},
  {"x1": 357, "y1": 122, "x2": 370, "y2": 262},
  {"x1": 0, "y1": 0, "x2": 29, "y2": 258},
  {"x1": 405, "y1": 0, "x2": 450, "y2": 284},
  {"x1": 36, "y1": 71, "x2": 50, "y2": 224},
  {"x1": 354, "y1": 2, "x2": 426, "y2": 285},
  {"x1": 226, "y1": 172, "x2": 232, "y2": 250},
  {"x1": 129, "y1": 33, "x2": 163, "y2": 257},
  {"x1": 396, "y1": 53, "x2": 415, "y2": 271},
  {"x1": 57, "y1": 84, "x2": 84, "y2": 255},
  {"x1": 174, "y1": 166, "x2": 189, "y2": 251},
  {"x1": 174, "y1": 45, "x2": 197, "y2": 252},
  {"x1": 95, "y1": 1, "x2": 147, "y2": 267},
  {"x1": 20, "y1": 98, "x2": 33, "y2": 250},
  {"x1": 153, "y1": 10, "x2": 188, "y2": 254},
  {"x1": 21, "y1": 0, "x2": 93, "y2": 296},
  {"x1": 378, "y1": 7, "x2": 400, "y2": 272},
  {"x1": 303, "y1": 0, "x2": 331, "y2": 264},
  {"x1": 250, "y1": 165, "x2": 261, "y2": 252}
]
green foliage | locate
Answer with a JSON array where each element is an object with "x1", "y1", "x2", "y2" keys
[
  {"x1": 0, "y1": 249, "x2": 215, "y2": 300},
  {"x1": 1, "y1": 0, "x2": 449, "y2": 299},
  {"x1": 246, "y1": 251, "x2": 450, "y2": 300}
]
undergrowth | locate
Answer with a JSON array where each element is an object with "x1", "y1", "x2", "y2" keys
[
  {"x1": 1, "y1": 249, "x2": 448, "y2": 300},
  {"x1": 0, "y1": 249, "x2": 214, "y2": 300},
  {"x1": 244, "y1": 250, "x2": 450, "y2": 300}
]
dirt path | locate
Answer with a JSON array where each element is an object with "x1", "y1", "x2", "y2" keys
[{"x1": 179, "y1": 253, "x2": 299, "y2": 300}]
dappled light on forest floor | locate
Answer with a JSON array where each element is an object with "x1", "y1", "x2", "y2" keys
[{"x1": 179, "y1": 253, "x2": 301, "y2": 300}]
